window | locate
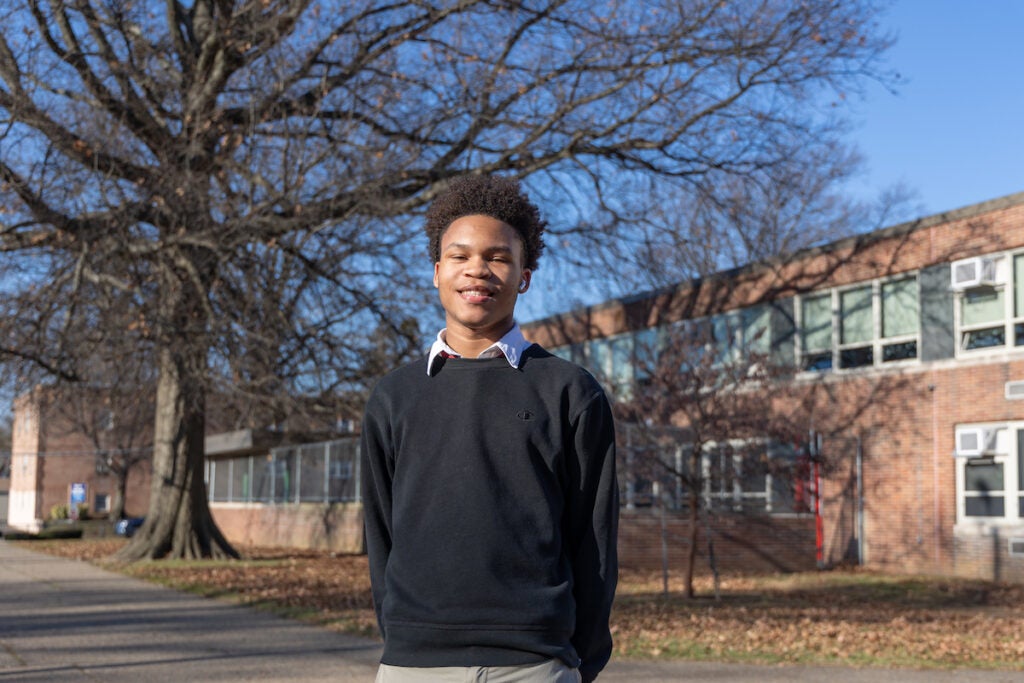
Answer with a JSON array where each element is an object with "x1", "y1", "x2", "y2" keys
[
  {"x1": 703, "y1": 442, "x2": 808, "y2": 514},
  {"x1": 799, "y1": 275, "x2": 919, "y2": 372},
  {"x1": 1015, "y1": 255, "x2": 1024, "y2": 347},
  {"x1": 963, "y1": 460, "x2": 1004, "y2": 517},
  {"x1": 839, "y1": 286, "x2": 873, "y2": 368},
  {"x1": 961, "y1": 288, "x2": 1005, "y2": 350},
  {"x1": 952, "y1": 252, "x2": 1024, "y2": 353},
  {"x1": 619, "y1": 432, "x2": 809, "y2": 516},
  {"x1": 801, "y1": 293, "x2": 833, "y2": 371},
  {"x1": 741, "y1": 305, "x2": 772, "y2": 356},
  {"x1": 93, "y1": 493, "x2": 109, "y2": 514},
  {"x1": 585, "y1": 334, "x2": 634, "y2": 399},
  {"x1": 204, "y1": 438, "x2": 361, "y2": 505},
  {"x1": 956, "y1": 424, "x2": 1024, "y2": 522},
  {"x1": 880, "y1": 277, "x2": 920, "y2": 361}
]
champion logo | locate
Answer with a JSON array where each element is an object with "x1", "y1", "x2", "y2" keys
[{"x1": 517, "y1": 409, "x2": 535, "y2": 421}]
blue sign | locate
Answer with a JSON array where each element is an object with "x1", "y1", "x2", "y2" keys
[{"x1": 70, "y1": 482, "x2": 87, "y2": 518}]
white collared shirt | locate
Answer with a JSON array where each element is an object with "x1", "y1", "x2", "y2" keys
[{"x1": 427, "y1": 323, "x2": 534, "y2": 375}]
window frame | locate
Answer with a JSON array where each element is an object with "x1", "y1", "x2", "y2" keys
[
  {"x1": 952, "y1": 252, "x2": 1024, "y2": 355},
  {"x1": 797, "y1": 273, "x2": 921, "y2": 373},
  {"x1": 955, "y1": 423, "x2": 1023, "y2": 524}
]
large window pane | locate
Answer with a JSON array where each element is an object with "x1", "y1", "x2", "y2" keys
[
  {"x1": 328, "y1": 440, "x2": 359, "y2": 502},
  {"x1": 965, "y1": 461, "x2": 1003, "y2": 491},
  {"x1": 882, "y1": 278, "x2": 919, "y2": 338},
  {"x1": 299, "y1": 444, "x2": 327, "y2": 502},
  {"x1": 802, "y1": 294, "x2": 832, "y2": 352},
  {"x1": 609, "y1": 335, "x2": 634, "y2": 393},
  {"x1": 252, "y1": 455, "x2": 273, "y2": 502},
  {"x1": 710, "y1": 313, "x2": 738, "y2": 365},
  {"x1": 962, "y1": 289, "x2": 1004, "y2": 326},
  {"x1": 587, "y1": 339, "x2": 611, "y2": 380},
  {"x1": 210, "y1": 460, "x2": 230, "y2": 502},
  {"x1": 231, "y1": 456, "x2": 250, "y2": 502},
  {"x1": 742, "y1": 305, "x2": 771, "y2": 355},
  {"x1": 634, "y1": 328, "x2": 661, "y2": 384},
  {"x1": 840, "y1": 286, "x2": 873, "y2": 344},
  {"x1": 271, "y1": 450, "x2": 297, "y2": 503}
]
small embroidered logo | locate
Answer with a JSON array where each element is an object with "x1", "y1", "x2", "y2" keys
[{"x1": 517, "y1": 410, "x2": 535, "y2": 421}]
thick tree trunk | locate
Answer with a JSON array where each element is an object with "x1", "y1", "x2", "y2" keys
[{"x1": 117, "y1": 341, "x2": 237, "y2": 561}]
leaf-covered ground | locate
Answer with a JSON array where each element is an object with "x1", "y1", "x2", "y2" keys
[{"x1": 20, "y1": 539, "x2": 1024, "y2": 671}]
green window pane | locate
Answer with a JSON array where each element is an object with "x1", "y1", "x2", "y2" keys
[
  {"x1": 1016, "y1": 255, "x2": 1024, "y2": 317},
  {"x1": 587, "y1": 339, "x2": 611, "y2": 378},
  {"x1": 802, "y1": 294, "x2": 832, "y2": 352},
  {"x1": 610, "y1": 335, "x2": 633, "y2": 386},
  {"x1": 633, "y1": 328, "x2": 660, "y2": 380},
  {"x1": 882, "y1": 277, "x2": 919, "y2": 338},
  {"x1": 742, "y1": 305, "x2": 771, "y2": 354},
  {"x1": 965, "y1": 461, "x2": 1004, "y2": 492},
  {"x1": 710, "y1": 313, "x2": 740, "y2": 365},
  {"x1": 840, "y1": 286, "x2": 873, "y2": 344},
  {"x1": 962, "y1": 289, "x2": 1004, "y2": 326}
]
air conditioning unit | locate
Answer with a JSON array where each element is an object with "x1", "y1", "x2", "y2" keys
[
  {"x1": 951, "y1": 257, "x2": 1000, "y2": 290},
  {"x1": 954, "y1": 426, "x2": 1002, "y2": 458}
]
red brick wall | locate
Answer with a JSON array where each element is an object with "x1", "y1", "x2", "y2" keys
[
  {"x1": 211, "y1": 502, "x2": 365, "y2": 553},
  {"x1": 9, "y1": 389, "x2": 152, "y2": 528},
  {"x1": 618, "y1": 509, "x2": 817, "y2": 574}
]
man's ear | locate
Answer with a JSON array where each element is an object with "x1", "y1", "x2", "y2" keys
[
  {"x1": 518, "y1": 269, "x2": 532, "y2": 293},
  {"x1": 433, "y1": 262, "x2": 440, "y2": 288}
]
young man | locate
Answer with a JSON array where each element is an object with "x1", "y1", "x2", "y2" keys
[{"x1": 361, "y1": 175, "x2": 618, "y2": 682}]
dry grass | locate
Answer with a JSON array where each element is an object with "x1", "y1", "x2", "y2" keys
[{"x1": 18, "y1": 538, "x2": 1024, "y2": 671}]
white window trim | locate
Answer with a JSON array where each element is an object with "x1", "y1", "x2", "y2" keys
[
  {"x1": 955, "y1": 422, "x2": 1022, "y2": 525},
  {"x1": 954, "y1": 251, "x2": 1024, "y2": 358}
]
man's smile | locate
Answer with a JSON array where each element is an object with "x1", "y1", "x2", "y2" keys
[{"x1": 459, "y1": 287, "x2": 496, "y2": 303}]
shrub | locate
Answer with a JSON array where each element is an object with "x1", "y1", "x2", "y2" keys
[{"x1": 4, "y1": 527, "x2": 84, "y2": 540}]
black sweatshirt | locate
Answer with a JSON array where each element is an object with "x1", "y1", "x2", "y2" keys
[{"x1": 361, "y1": 345, "x2": 618, "y2": 682}]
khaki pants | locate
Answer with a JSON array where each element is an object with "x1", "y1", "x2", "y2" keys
[{"x1": 375, "y1": 659, "x2": 582, "y2": 682}]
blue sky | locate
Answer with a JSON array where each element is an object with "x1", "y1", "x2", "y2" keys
[
  {"x1": 847, "y1": 0, "x2": 1024, "y2": 215},
  {"x1": 520, "y1": 2, "x2": 1024, "y2": 322}
]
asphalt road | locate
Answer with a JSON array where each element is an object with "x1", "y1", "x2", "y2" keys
[{"x1": 0, "y1": 540, "x2": 1020, "y2": 682}]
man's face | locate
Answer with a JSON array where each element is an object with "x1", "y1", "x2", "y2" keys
[{"x1": 433, "y1": 214, "x2": 531, "y2": 345}]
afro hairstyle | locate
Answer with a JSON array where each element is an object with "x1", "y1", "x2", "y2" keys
[{"x1": 424, "y1": 175, "x2": 546, "y2": 271}]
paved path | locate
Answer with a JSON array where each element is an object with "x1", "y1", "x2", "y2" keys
[{"x1": 1, "y1": 540, "x2": 1021, "y2": 682}]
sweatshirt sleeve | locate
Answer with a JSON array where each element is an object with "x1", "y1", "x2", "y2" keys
[
  {"x1": 360, "y1": 387, "x2": 394, "y2": 639},
  {"x1": 567, "y1": 388, "x2": 619, "y2": 683}
]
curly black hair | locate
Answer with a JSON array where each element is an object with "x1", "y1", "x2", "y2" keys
[{"x1": 424, "y1": 175, "x2": 546, "y2": 271}]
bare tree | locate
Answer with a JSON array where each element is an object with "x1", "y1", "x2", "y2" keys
[
  {"x1": 45, "y1": 370, "x2": 156, "y2": 522},
  {"x1": 612, "y1": 314, "x2": 808, "y2": 597},
  {"x1": 0, "y1": 1, "x2": 895, "y2": 559}
]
